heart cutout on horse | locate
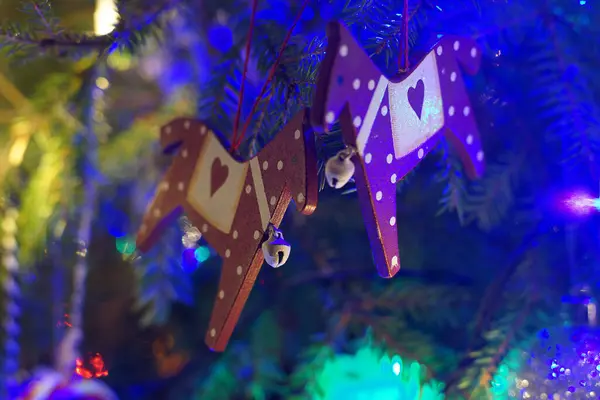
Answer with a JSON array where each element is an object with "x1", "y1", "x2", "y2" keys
[
  {"x1": 210, "y1": 158, "x2": 229, "y2": 196},
  {"x1": 407, "y1": 79, "x2": 425, "y2": 119}
]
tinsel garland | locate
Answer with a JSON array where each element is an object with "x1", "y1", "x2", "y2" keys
[
  {"x1": 56, "y1": 66, "x2": 103, "y2": 378},
  {"x1": 2, "y1": 207, "x2": 21, "y2": 392}
]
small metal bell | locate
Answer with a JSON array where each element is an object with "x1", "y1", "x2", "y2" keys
[
  {"x1": 325, "y1": 147, "x2": 356, "y2": 189},
  {"x1": 261, "y1": 225, "x2": 291, "y2": 268}
]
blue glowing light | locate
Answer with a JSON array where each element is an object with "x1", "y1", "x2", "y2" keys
[
  {"x1": 564, "y1": 194, "x2": 600, "y2": 214},
  {"x1": 208, "y1": 24, "x2": 233, "y2": 53},
  {"x1": 102, "y1": 203, "x2": 129, "y2": 237},
  {"x1": 181, "y1": 248, "x2": 198, "y2": 272}
]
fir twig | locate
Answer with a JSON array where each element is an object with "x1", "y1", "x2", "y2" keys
[
  {"x1": 443, "y1": 221, "x2": 552, "y2": 395},
  {"x1": 475, "y1": 299, "x2": 535, "y2": 394},
  {"x1": 0, "y1": 0, "x2": 179, "y2": 59}
]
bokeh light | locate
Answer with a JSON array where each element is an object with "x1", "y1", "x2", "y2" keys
[
  {"x1": 563, "y1": 192, "x2": 600, "y2": 215},
  {"x1": 115, "y1": 236, "x2": 136, "y2": 255},
  {"x1": 309, "y1": 341, "x2": 444, "y2": 400},
  {"x1": 194, "y1": 246, "x2": 211, "y2": 263},
  {"x1": 492, "y1": 327, "x2": 600, "y2": 399},
  {"x1": 181, "y1": 248, "x2": 198, "y2": 272}
]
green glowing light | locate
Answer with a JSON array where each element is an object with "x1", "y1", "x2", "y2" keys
[
  {"x1": 115, "y1": 236, "x2": 136, "y2": 255},
  {"x1": 309, "y1": 340, "x2": 444, "y2": 400},
  {"x1": 194, "y1": 246, "x2": 211, "y2": 263}
]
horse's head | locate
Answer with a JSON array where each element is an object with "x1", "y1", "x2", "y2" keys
[{"x1": 311, "y1": 22, "x2": 382, "y2": 134}]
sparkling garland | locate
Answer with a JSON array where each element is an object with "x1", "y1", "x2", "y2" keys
[
  {"x1": 2, "y1": 207, "x2": 21, "y2": 391},
  {"x1": 493, "y1": 327, "x2": 600, "y2": 399}
]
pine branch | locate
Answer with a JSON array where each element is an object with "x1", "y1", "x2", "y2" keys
[
  {"x1": 133, "y1": 224, "x2": 194, "y2": 327},
  {"x1": 368, "y1": 0, "x2": 425, "y2": 56},
  {"x1": 443, "y1": 221, "x2": 553, "y2": 396},
  {"x1": 465, "y1": 152, "x2": 524, "y2": 230},
  {"x1": 475, "y1": 300, "x2": 534, "y2": 394},
  {"x1": 351, "y1": 314, "x2": 438, "y2": 376},
  {"x1": 435, "y1": 139, "x2": 469, "y2": 224},
  {"x1": 0, "y1": 0, "x2": 179, "y2": 60}
]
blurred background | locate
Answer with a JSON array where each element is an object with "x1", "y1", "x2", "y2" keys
[{"x1": 1, "y1": 0, "x2": 600, "y2": 399}]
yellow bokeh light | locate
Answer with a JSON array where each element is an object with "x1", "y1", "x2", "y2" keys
[{"x1": 96, "y1": 77, "x2": 110, "y2": 90}]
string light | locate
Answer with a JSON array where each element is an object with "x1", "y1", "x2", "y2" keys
[
  {"x1": 115, "y1": 236, "x2": 136, "y2": 255},
  {"x1": 565, "y1": 194, "x2": 600, "y2": 212},
  {"x1": 194, "y1": 246, "x2": 211, "y2": 263},
  {"x1": 309, "y1": 343, "x2": 444, "y2": 399},
  {"x1": 94, "y1": 0, "x2": 118, "y2": 35},
  {"x1": 75, "y1": 354, "x2": 108, "y2": 379}
]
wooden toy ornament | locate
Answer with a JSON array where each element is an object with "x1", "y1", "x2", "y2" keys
[
  {"x1": 312, "y1": 21, "x2": 485, "y2": 279},
  {"x1": 136, "y1": 109, "x2": 318, "y2": 351}
]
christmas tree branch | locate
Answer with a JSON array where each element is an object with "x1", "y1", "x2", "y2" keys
[
  {"x1": 443, "y1": 221, "x2": 551, "y2": 395},
  {"x1": 476, "y1": 298, "x2": 535, "y2": 393},
  {"x1": 0, "y1": 0, "x2": 179, "y2": 59},
  {"x1": 371, "y1": 0, "x2": 425, "y2": 56}
]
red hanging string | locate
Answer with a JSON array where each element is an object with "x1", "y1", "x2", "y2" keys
[
  {"x1": 232, "y1": 0, "x2": 310, "y2": 151},
  {"x1": 231, "y1": 0, "x2": 260, "y2": 152},
  {"x1": 399, "y1": 0, "x2": 410, "y2": 72}
]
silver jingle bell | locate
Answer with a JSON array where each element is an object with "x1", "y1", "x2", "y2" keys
[
  {"x1": 325, "y1": 147, "x2": 356, "y2": 189},
  {"x1": 261, "y1": 225, "x2": 291, "y2": 268}
]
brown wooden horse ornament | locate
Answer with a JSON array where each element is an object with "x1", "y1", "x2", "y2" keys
[
  {"x1": 136, "y1": 110, "x2": 318, "y2": 351},
  {"x1": 312, "y1": 21, "x2": 485, "y2": 279}
]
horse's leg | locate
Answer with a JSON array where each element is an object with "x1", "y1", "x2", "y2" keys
[
  {"x1": 435, "y1": 41, "x2": 485, "y2": 178},
  {"x1": 340, "y1": 106, "x2": 401, "y2": 278},
  {"x1": 443, "y1": 103, "x2": 485, "y2": 179},
  {"x1": 204, "y1": 245, "x2": 266, "y2": 351},
  {"x1": 200, "y1": 170, "x2": 292, "y2": 351}
]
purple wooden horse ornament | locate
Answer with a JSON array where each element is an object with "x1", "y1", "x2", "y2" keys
[{"x1": 312, "y1": 21, "x2": 485, "y2": 278}]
